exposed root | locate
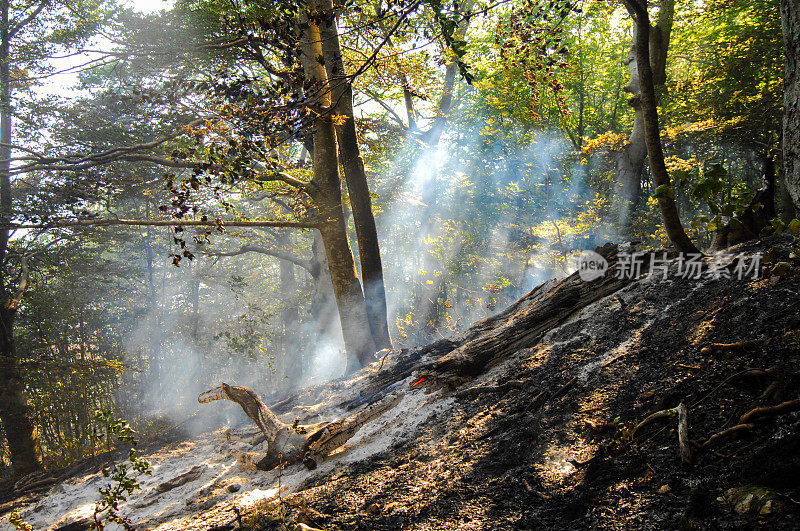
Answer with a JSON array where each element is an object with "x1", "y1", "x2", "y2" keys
[
  {"x1": 758, "y1": 380, "x2": 780, "y2": 401},
  {"x1": 633, "y1": 408, "x2": 678, "y2": 436},
  {"x1": 702, "y1": 423, "x2": 756, "y2": 449},
  {"x1": 700, "y1": 339, "x2": 765, "y2": 356},
  {"x1": 739, "y1": 399, "x2": 800, "y2": 425},
  {"x1": 632, "y1": 402, "x2": 691, "y2": 464},
  {"x1": 692, "y1": 368, "x2": 777, "y2": 407},
  {"x1": 551, "y1": 377, "x2": 577, "y2": 401}
]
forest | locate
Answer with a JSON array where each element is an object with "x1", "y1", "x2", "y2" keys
[{"x1": 1, "y1": 0, "x2": 800, "y2": 528}]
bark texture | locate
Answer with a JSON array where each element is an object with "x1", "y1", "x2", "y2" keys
[
  {"x1": 782, "y1": 0, "x2": 800, "y2": 209},
  {"x1": 0, "y1": 0, "x2": 42, "y2": 476},
  {"x1": 627, "y1": 0, "x2": 699, "y2": 254},
  {"x1": 317, "y1": 0, "x2": 392, "y2": 351},
  {"x1": 427, "y1": 244, "x2": 647, "y2": 379},
  {"x1": 616, "y1": 0, "x2": 674, "y2": 228},
  {"x1": 298, "y1": 6, "x2": 376, "y2": 371}
]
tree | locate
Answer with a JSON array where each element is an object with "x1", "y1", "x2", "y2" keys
[
  {"x1": 317, "y1": 0, "x2": 392, "y2": 351},
  {"x1": 783, "y1": 0, "x2": 800, "y2": 209},
  {"x1": 621, "y1": 0, "x2": 699, "y2": 254},
  {"x1": 615, "y1": 0, "x2": 674, "y2": 227},
  {"x1": 0, "y1": 0, "x2": 107, "y2": 476}
]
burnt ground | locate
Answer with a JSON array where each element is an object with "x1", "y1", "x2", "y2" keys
[
  {"x1": 4, "y1": 238, "x2": 800, "y2": 530},
  {"x1": 281, "y1": 238, "x2": 800, "y2": 530}
]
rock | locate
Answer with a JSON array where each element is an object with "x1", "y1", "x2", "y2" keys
[
  {"x1": 227, "y1": 483, "x2": 241, "y2": 493},
  {"x1": 760, "y1": 499, "x2": 773, "y2": 515},
  {"x1": 725, "y1": 486, "x2": 780, "y2": 516}
]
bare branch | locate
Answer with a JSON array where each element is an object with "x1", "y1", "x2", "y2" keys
[
  {"x1": 361, "y1": 88, "x2": 408, "y2": 129},
  {"x1": 205, "y1": 245, "x2": 312, "y2": 272},
  {"x1": 9, "y1": 118, "x2": 205, "y2": 176},
  {"x1": 9, "y1": 0, "x2": 47, "y2": 38},
  {"x1": 6, "y1": 218, "x2": 318, "y2": 230}
]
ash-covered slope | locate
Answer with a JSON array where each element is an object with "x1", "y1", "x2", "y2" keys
[
  {"x1": 4, "y1": 237, "x2": 800, "y2": 530},
  {"x1": 297, "y1": 238, "x2": 800, "y2": 530}
]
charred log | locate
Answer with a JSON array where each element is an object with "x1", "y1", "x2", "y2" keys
[
  {"x1": 424, "y1": 244, "x2": 648, "y2": 381},
  {"x1": 198, "y1": 383, "x2": 400, "y2": 470}
]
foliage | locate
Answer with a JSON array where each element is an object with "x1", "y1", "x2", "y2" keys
[
  {"x1": 8, "y1": 509, "x2": 33, "y2": 531},
  {"x1": 89, "y1": 410, "x2": 152, "y2": 530}
]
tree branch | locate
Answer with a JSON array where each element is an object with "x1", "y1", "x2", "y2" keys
[
  {"x1": 9, "y1": 0, "x2": 47, "y2": 38},
  {"x1": 6, "y1": 218, "x2": 318, "y2": 230},
  {"x1": 205, "y1": 245, "x2": 312, "y2": 272},
  {"x1": 361, "y1": 88, "x2": 408, "y2": 129},
  {"x1": 8, "y1": 118, "x2": 205, "y2": 176}
]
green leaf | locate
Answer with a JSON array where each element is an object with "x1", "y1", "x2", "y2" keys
[
  {"x1": 788, "y1": 218, "x2": 800, "y2": 235},
  {"x1": 653, "y1": 184, "x2": 674, "y2": 200}
]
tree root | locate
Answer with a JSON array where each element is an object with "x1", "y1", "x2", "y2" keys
[
  {"x1": 739, "y1": 399, "x2": 800, "y2": 424},
  {"x1": 701, "y1": 423, "x2": 756, "y2": 449},
  {"x1": 551, "y1": 377, "x2": 577, "y2": 401},
  {"x1": 633, "y1": 402, "x2": 691, "y2": 464},
  {"x1": 700, "y1": 339, "x2": 765, "y2": 356},
  {"x1": 691, "y1": 399, "x2": 800, "y2": 453},
  {"x1": 692, "y1": 368, "x2": 777, "y2": 407}
]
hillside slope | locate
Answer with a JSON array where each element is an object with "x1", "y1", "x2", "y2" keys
[{"x1": 4, "y1": 237, "x2": 800, "y2": 530}]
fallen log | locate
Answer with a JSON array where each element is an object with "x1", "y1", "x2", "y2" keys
[
  {"x1": 337, "y1": 244, "x2": 644, "y2": 406},
  {"x1": 426, "y1": 244, "x2": 646, "y2": 381},
  {"x1": 199, "y1": 383, "x2": 401, "y2": 470}
]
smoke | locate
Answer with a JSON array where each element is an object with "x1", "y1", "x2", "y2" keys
[
  {"x1": 368, "y1": 95, "x2": 615, "y2": 346},
  {"x1": 120, "y1": 244, "x2": 341, "y2": 433}
]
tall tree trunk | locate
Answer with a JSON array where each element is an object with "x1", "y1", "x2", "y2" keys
[
  {"x1": 277, "y1": 234, "x2": 300, "y2": 331},
  {"x1": 624, "y1": 0, "x2": 699, "y2": 254},
  {"x1": 299, "y1": 6, "x2": 376, "y2": 372},
  {"x1": 0, "y1": 0, "x2": 42, "y2": 476},
  {"x1": 277, "y1": 233, "x2": 301, "y2": 383},
  {"x1": 616, "y1": 0, "x2": 674, "y2": 229},
  {"x1": 306, "y1": 231, "x2": 342, "y2": 360},
  {"x1": 782, "y1": 0, "x2": 800, "y2": 209},
  {"x1": 142, "y1": 218, "x2": 162, "y2": 407},
  {"x1": 616, "y1": 41, "x2": 646, "y2": 225},
  {"x1": 317, "y1": 0, "x2": 392, "y2": 351}
]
